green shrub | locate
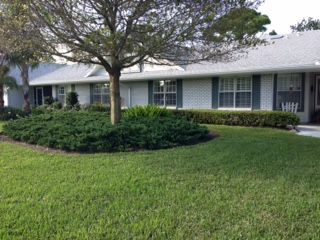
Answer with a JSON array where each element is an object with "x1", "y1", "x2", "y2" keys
[
  {"x1": 171, "y1": 110, "x2": 300, "y2": 128},
  {"x1": 44, "y1": 96, "x2": 54, "y2": 105},
  {"x1": 3, "y1": 111, "x2": 209, "y2": 152},
  {"x1": 124, "y1": 105, "x2": 172, "y2": 120},
  {"x1": 52, "y1": 101, "x2": 63, "y2": 110},
  {"x1": 32, "y1": 105, "x2": 52, "y2": 115},
  {"x1": 82, "y1": 103, "x2": 110, "y2": 113},
  {"x1": 66, "y1": 92, "x2": 80, "y2": 109},
  {"x1": 0, "y1": 107, "x2": 29, "y2": 121}
]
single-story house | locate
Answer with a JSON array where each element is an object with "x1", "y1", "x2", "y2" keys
[{"x1": 5, "y1": 30, "x2": 320, "y2": 123}]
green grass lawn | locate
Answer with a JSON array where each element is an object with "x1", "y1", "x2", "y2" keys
[{"x1": 1, "y1": 125, "x2": 320, "y2": 239}]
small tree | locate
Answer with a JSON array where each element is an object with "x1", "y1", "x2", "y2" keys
[
  {"x1": 66, "y1": 92, "x2": 79, "y2": 109},
  {"x1": 0, "y1": 64, "x2": 17, "y2": 110},
  {"x1": 26, "y1": 0, "x2": 270, "y2": 124},
  {"x1": 291, "y1": 17, "x2": 320, "y2": 32}
]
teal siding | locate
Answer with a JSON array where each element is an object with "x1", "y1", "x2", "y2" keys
[
  {"x1": 300, "y1": 73, "x2": 305, "y2": 112},
  {"x1": 148, "y1": 81, "x2": 153, "y2": 105},
  {"x1": 273, "y1": 74, "x2": 278, "y2": 110},
  {"x1": 252, "y1": 75, "x2": 261, "y2": 110},
  {"x1": 177, "y1": 79, "x2": 183, "y2": 108},
  {"x1": 90, "y1": 84, "x2": 94, "y2": 104},
  {"x1": 212, "y1": 77, "x2": 219, "y2": 109}
]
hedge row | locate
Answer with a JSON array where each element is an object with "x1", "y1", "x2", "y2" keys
[
  {"x1": 3, "y1": 112, "x2": 209, "y2": 152},
  {"x1": 171, "y1": 110, "x2": 300, "y2": 128}
]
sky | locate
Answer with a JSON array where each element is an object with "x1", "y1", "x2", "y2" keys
[{"x1": 258, "y1": 0, "x2": 320, "y2": 34}]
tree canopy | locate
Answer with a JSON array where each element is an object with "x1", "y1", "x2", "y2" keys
[
  {"x1": 24, "y1": 0, "x2": 270, "y2": 123},
  {"x1": 0, "y1": 1, "x2": 51, "y2": 112},
  {"x1": 291, "y1": 17, "x2": 320, "y2": 32}
]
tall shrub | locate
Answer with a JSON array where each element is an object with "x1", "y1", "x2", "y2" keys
[{"x1": 66, "y1": 92, "x2": 79, "y2": 109}]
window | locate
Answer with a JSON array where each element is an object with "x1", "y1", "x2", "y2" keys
[
  {"x1": 58, "y1": 86, "x2": 66, "y2": 104},
  {"x1": 277, "y1": 73, "x2": 303, "y2": 110},
  {"x1": 219, "y1": 76, "x2": 252, "y2": 108},
  {"x1": 93, "y1": 83, "x2": 110, "y2": 104},
  {"x1": 153, "y1": 80, "x2": 177, "y2": 107}
]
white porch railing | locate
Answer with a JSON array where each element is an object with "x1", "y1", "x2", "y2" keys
[{"x1": 281, "y1": 102, "x2": 299, "y2": 114}]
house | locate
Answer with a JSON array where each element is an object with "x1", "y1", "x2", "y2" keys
[{"x1": 5, "y1": 30, "x2": 320, "y2": 123}]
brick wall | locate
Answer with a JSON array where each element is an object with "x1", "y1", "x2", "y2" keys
[
  {"x1": 260, "y1": 74, "x2": 274, "y2": 111},
  {"x1": 183, "y1": 79, "x2": 212, "y2": 109}
]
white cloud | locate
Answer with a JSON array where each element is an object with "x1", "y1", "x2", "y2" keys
[{"x1": 259, "y1": 0, "x2": 320, "y2": 34}]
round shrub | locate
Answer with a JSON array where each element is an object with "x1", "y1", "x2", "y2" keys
[
  {"x1": 52, "y1": 101, "x2": 63, "y2": 110},
  {"x1": 3, "y1": 112, "x2": 209, "y2": 152},
  {"x1": 44, "y1": 96, "x2": 54, "y2": 105}
]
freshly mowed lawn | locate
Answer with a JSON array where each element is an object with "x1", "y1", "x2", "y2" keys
[{"x1": 1, "y1": 126, "x2": 320, "y2": 239}]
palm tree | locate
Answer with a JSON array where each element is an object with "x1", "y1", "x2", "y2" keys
[
  {"x1": 0, "y1": 65, "x2": 17, "y2": 109},
  {"x1": 9, "y1": 54, "x2": 38, "y2": 113}
]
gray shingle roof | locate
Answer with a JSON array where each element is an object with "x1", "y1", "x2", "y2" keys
[
  {"x1": 29, "y1": 30, "x2": 320, "y2": 86},
  {"x1": 10, "y1": 64, "x2": 65, "y2": 86}
]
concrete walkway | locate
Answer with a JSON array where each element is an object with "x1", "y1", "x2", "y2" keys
[{"x1": 297, "y1": 125, "x2": 320, "y2": 138}]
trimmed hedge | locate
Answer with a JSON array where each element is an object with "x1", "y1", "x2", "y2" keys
[
  {"x1": 0, "y1": 107, "x2": 29, "y2": 121},
  {"x1": 172, "y1": 110, "x2": 300, "y2": 128},
  {"x1": 3, "y1": 112, "x2": 209, "y2": 152}
]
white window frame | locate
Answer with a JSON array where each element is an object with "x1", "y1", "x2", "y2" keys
[
  {"x1": 153, "y1": 80, "x2": 177, "y2": 108},
  {"x1": 218, "y1": 76, "x2": 252, "y2": 110},
  {"x1": 276, "y1": 73, "x2": 303, "y2": 111},
  {"x1": 58, "y1": 86, "x2": 66, "y2": 105},
  {"x1": 93, "y1": 83, "x2": 110, "y2": 105}
]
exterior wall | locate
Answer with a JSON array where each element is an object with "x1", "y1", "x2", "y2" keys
[
  {"x1": 120, "y1": 84, "x2": 129, "y2": 107},
  {"x1": 122, "y1": 82, "x2": 148, "y2": 107},
  {"x1": 52, "y1": 85, "x2": 57, "y2": 99},
  {"x1": 16, "y1": 71, "x2": 314, "y2": 123},
  {"x1": 75, "y1": 84, "x2": 90, "y2": 105},
  {"x1": 4, "y1": 88, "x2": 8, "y2": 106},
  {"x1": 7, "y1": 87, "x2": 24, "y2": 109},
  {"x1": 183, "y1": 79, "x2": 212, "y2": 109},
  {"x1": 260, "y1": 74, "x2": 274, "y2": 110}
]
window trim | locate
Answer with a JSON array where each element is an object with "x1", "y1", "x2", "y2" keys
[
  {"x1": 276, "y1": 73, "x2": 303, "y2": 111},
  {"x1": 153, "y1": 80, "x2": 177, "y2": 107},
  {"x1": 92, "y1": 83, "x2": 110, "y2": 105},
  {"x1": 218, "y1": 76, "x2": 253, "y2": 110},
  {"x1": 57, "y1": 86, "x2": 66, "y2": 104}
]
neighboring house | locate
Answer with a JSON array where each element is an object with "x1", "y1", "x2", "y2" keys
[{"x1": 5, "y1": 30, "x2": 320, "y2": 123}]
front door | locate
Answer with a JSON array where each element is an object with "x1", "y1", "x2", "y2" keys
[{"x1": 36, "y1": 87, "x2": 44, "y2": 106}]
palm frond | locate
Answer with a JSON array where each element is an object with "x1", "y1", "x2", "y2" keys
[{"x1": 0, "y1": 76, "x2": 17, "y2": 88}]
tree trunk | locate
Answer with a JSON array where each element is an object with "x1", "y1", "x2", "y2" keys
[
  {"x1": 20, "y1": 64, "x2": 31, "y2": 113},
  {"x1": 109, "y1": 70, "x2": 122, "y2": 124},
  {"x1": 0, "y1": 84, "x2": 4, "y2": 110}
]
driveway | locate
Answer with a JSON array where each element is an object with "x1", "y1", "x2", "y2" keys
[{"x1": 297, "y1": 125, "x2": 320, "y2": 138}]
